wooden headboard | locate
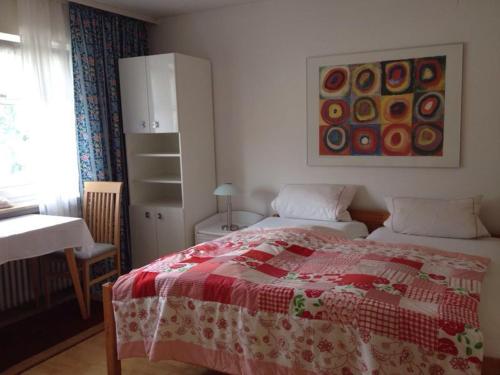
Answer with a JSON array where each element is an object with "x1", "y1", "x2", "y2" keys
[
  {"x1": 349, "y1": 209, "x2": 389, "y2": 233},
  {"x1": 349, "y1": 209, "x2": 500, "y2": 238}
]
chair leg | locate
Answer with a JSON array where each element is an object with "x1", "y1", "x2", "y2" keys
[{"x1": 82, "y1": 259, "x2": 91, "y2": 317}]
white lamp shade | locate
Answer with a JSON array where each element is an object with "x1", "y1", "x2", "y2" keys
[{"x1": 213, "y1": 183, "x2": 238, "y2": 196}]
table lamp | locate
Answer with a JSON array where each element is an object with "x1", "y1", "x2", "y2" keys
[{"x1": 213, "y1": 183, "x2": 239, "y2": 231}]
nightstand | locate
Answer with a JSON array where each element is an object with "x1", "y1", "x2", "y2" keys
[{"x1": 195, "y1": 211, "x2": 264, "y2": 244}]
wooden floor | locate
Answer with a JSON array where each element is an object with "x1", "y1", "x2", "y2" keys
[
  {"x1": 0, "y1": 297, "x2": 104, "y2": 372},
  {"x1": 23, "y1": 332, "x2": 222, "y2": 375},
  {"x1": 20, "y1": 330, "x2": 500, "y2": 375}
]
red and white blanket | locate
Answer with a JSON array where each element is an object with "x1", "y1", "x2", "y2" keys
[{"x1": 113, "y1": 228, "x2": 490, "y2": 374}]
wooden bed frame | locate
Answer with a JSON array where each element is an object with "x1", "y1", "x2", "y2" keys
[{"x1": 102, "y1": 209, "x2": 500, "y2": 375}]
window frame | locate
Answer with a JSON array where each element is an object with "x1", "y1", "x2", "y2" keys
[{"x1": 0, "y1": 33, "x2": 40, "y2": 210}]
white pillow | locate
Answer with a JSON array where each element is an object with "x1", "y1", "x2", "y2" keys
[
  {"x1": 271, "y1": 184, "x2": 357, "y2": 222},
  {"x1": 383, "y1": 196, "x2": 490, "y2": 239}
]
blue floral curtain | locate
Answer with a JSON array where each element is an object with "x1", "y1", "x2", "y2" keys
[{"x1": 69, "y1": 2, "x2": 148, "y2": 271}]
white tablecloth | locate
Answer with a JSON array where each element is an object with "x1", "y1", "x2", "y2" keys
[{"x1": 0, "y1": 214, "x2": 95, "y2": 265}]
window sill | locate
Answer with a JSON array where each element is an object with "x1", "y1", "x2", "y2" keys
[{"x1": 0, "y1": 203, "x2": 39, "y2": 219}]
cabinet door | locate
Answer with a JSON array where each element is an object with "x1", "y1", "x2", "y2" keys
[
  {"x1": 119, "y1": 57, "x2": 150, "y2": 133},
  {"x1": 129, "y1": 205, "x2": 158, "y2": 268},
  {"x1": 146, "y1": 54, "x2": 179, "y2": 133},
  {"x1": 156, "y1": 207, "x2": 185, "y2": 256}
]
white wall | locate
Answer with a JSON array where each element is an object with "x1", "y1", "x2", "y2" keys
[
  {"x1": 0, "y1": 0, "x2": 18, "y2": 35},
  {"x1": 149, "y1": 0, "x2": 500, "y2": 233}
]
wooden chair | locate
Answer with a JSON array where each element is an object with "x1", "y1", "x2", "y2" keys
[
  {"x1": 79, "y1": 181, "x2": 123, "y2": 316},
  {"x1": 44, "y1": 181, "x2": 123, "y2": 316}
]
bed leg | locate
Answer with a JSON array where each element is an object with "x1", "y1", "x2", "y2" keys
[{"x1": 103, "y1": 282, "x2": 121, "y2": 375}]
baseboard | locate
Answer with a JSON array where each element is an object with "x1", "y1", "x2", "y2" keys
[{"x1": 3, "y1": 323, "x2": 103, "y2": 375}]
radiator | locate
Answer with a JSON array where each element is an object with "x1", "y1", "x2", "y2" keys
[{"x1": 0, "y1": 258, "x2": 71, "y2": 312}]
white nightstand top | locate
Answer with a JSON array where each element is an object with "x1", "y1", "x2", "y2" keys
[{"x1": 195, "y1": 210, "x2": 264, "y2": 236}]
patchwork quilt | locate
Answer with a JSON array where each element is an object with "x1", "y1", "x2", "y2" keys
[{"x1": 113, "y1": 228, "x2": 490, "y2": 374}]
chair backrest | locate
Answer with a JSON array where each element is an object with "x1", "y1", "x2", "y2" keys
[{"x1": 82, "y1": 181, "x2": 123, "y2": 249}]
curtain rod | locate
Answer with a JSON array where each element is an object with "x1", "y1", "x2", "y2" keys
[{"x1": 70, "y1": 0, "x2": 159, "y2": 24}]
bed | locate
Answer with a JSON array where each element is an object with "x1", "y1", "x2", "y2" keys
[
  {"x1": 103, "y1": 209, "x2": 498, "y2": 374},
  {"x1": 366, "y1": 227, "x2": 500, "y2": 361}
]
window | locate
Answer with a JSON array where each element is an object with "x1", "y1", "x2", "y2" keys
[{"x1": 0, "y1": 38, "x2": 37, "y2": 206}]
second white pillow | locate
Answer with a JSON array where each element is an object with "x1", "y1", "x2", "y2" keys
[{"x1": 383, "y1": 196, "x2": 490, "y2": 239}]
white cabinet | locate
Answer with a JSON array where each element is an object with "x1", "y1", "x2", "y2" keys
[
  {"x1": 119, "y1": 54, "x2": 178, "y2": 134},
  {"x1": 156, "y1": 206, "x2": 185, "y2": 257},
  {"x1": 129, "y1": 205, "x2": 157, "y2": 268},
  {"x1": 130, "y1": 205, "x2": 185, "y2": 268},
  {"x1": 146, "y1": 54, "x2": 178, "y2": 133},
  {"x1": 120, "y1": 53, "x2": 217, "y2": 269},
  {"x1": 119, "y1": 57, "x2": 150, "y2": 133}
]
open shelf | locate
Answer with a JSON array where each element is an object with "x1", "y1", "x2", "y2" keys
[
  {"x1": 130, "y1": 181, "x2": 183, "y2": 208},
  {"x1": 125, "y1": 133, "x2": 180, "y2": 154},
  {"x1": 135, "y1": 153, "x2": 180, "y2": 158},
  {"x1": 136, "y1": 175, "x2": 182, "y2": 184},
  {"x1": 133, "y1": 198, "x2": 183, "y2": 208},
  {"x1": 127, "y1": 134, "x2": 183, "y2": 205},
  {"x1": 129, "y1": 182, "x2": 183, "y2": 206}
]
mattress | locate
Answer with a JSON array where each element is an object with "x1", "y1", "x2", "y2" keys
[
  {"x1": 367, "y1": 227, "x2": 500, "y2": 359},
  {"x1": 248, "y1": 216, "x2": 369, "y2": 239}
]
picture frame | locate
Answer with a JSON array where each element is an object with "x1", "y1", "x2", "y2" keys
[{"x1": 306, "y1": 43, "x2": 463, "y2": 167}]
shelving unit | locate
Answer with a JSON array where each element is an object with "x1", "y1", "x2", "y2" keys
[
  {"x1": 143, "y1": 198, "x2": 184, "y2": 208},
  {"x1": 135, "y1": 153, "x2": 180, "y2": 158},
  {"x1": 126, "y1": 132, "x2": 184, "y2": 205},
  {"x1": 136, "y1": 176, "x2": 182, "y2": 184},
  {"x1": 120, "y1": 53, "x2": 217, "y2": 268}
]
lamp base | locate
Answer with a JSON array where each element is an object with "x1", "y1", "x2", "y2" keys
[{"x1": 221, "y1": 224, "x2": 240, "y2": 231}]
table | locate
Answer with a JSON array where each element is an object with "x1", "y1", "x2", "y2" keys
[{"x1": 0, "y1": 214, "x2": 96, "y2": 319}]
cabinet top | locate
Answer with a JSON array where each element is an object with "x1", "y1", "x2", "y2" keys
[
  {"x1": 195, "y1": 211, "x2": 264, "y2": 235},
  {"x1": 119, "y1": 53, "x2": 210, "y2": 64}
]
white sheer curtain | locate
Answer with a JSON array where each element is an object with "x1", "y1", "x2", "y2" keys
[{"x1": 17, "y1": 0, "x2": 80, "y2": 216}]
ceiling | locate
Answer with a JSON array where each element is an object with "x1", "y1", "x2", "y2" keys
[{"x1": 87, "y1": 0, "x2": 264, "y2": 19}]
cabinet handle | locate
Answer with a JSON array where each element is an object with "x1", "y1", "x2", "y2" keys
[
  {"x1": 145, "y1": 211, "x2": 150, "y2": 218},
  {"x1": 157, "y1": 213, "x2": 163, "y2": 220},
  {"x1": 152, "y1": 121, "x2": 159, "y2": 129},
  {"x1": 141, "y1": 121, "x2": 146, "y2": 128}
]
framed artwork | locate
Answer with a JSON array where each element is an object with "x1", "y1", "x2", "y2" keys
[{"x1": 307, "y1": 44, "x2": 463, "y2": 167}]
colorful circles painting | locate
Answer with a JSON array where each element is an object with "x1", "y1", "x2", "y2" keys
[
  {"x1": 352, "y1": 97, "x2": 378, "y2": 123},
  {"x1": 381, "y1": 94, "x2": 413, "y2": 124},
  {"x1": 412, "y1": 123, "x2": 443, "y2": 155},
  {"x1": 351, "y1": 125, "x2": 380, "y2": 155},
  {"x1": 415, "y1": 92, "x2": 444, "y2": 122},
  {"x1": 320, "y1": 66, "x2": 350, "y2": 98},
  {"x1": 352, "y1": 63, "x2": 381, "y2": 96},
  {"x1": 316, "y1": 51, "x2": 449, "y2": 160},
  {"x1": 382, "y1": 60, "x2": 413, "y2": 95},
  {"x1": 416, "y1": 57, "x2": 445, "y2": 91},
  {"x1": 382, "y1": 124, "x2": 411, "y2": 155},
  {"x1": 320, "y1": 99, "x2": 350, "y2": 125},
  {"x1": 322, "y1": 125, "x2": 350, "y2": 153}
]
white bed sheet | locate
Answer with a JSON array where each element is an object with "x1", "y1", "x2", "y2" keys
[
  {"x1": 367, "y1": 227, "x2": 500, "y2": 358},
  {"x1": 248, "y1": 217, "x2": 369, "y2": 239}
]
